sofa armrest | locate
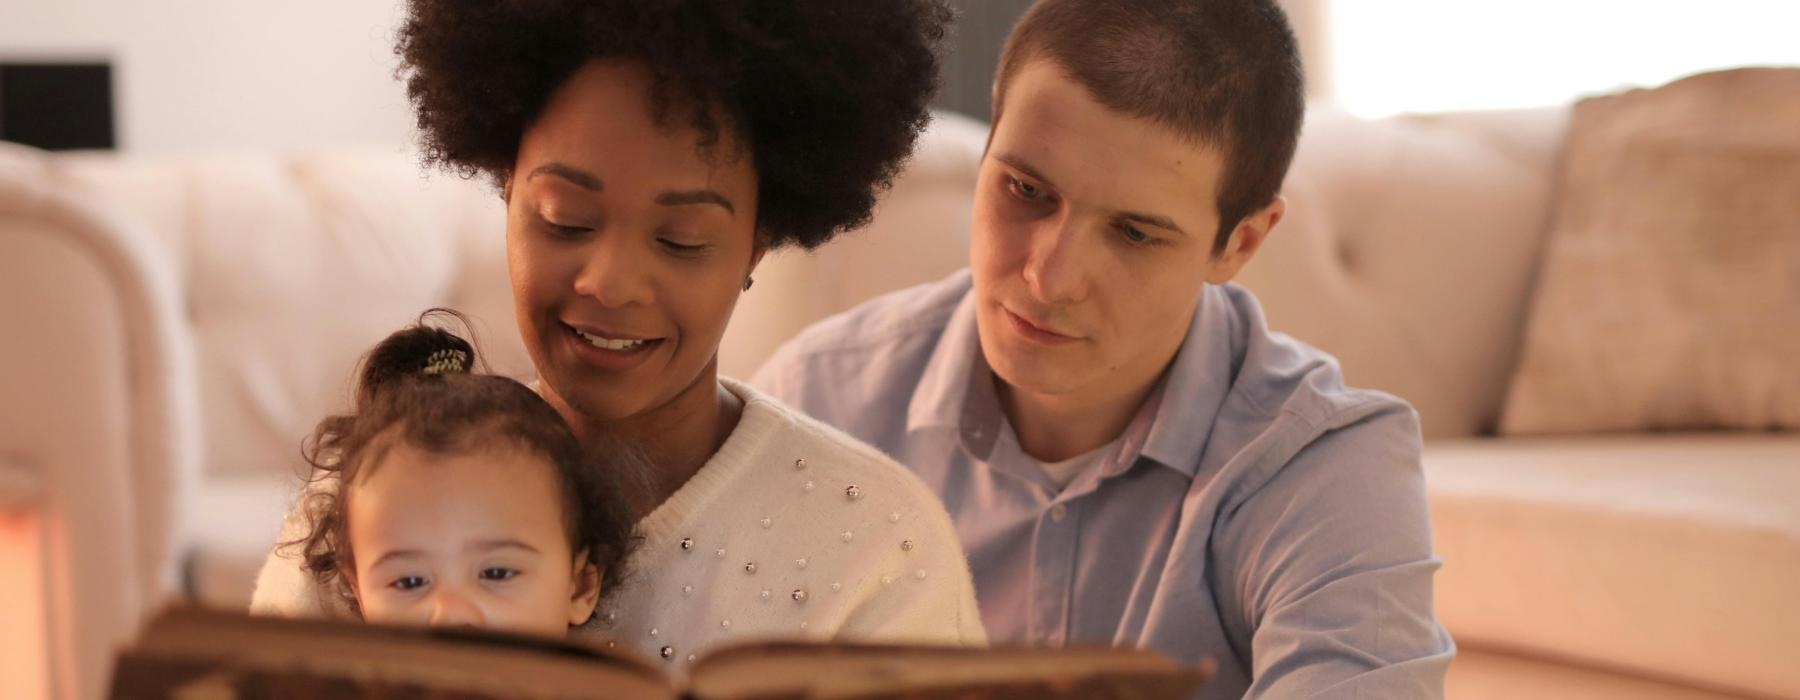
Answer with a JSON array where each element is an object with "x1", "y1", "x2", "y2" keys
[{"x1": 0, "y1": 159, "x2": 201, "y2": 699}]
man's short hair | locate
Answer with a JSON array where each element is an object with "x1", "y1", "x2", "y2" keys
[{"x1": 993, "y1": 0, "x2": 1305, "y2": 255}]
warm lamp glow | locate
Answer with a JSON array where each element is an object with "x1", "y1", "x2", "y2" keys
[{"x1": 0, "y1": 511, "x2": 50, "y2": 700}]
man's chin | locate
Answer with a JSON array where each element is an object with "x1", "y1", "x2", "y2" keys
[{"x1": 987, "y1": 352, "x2": 1089, "y2": 399}]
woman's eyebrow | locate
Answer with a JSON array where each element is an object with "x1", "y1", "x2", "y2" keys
[
  {"x1": 527, "y1": 162, "x2": 603, "y2": 191},
  {"x1": 657, "y1": 189, "x2": 736, "y2": 216}
]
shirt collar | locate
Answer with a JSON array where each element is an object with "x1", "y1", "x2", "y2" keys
[
  {"x1": 906, "y1": 287, "x2": 1004, "y2": 455},
  {"x1": 1129, "y1": 284, "x2": 1243, "y2": 478}
]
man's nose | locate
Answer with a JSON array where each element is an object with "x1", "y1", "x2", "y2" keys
[{"x1": 1021, "y1": 218, "x2": 1084, "y2": 304}]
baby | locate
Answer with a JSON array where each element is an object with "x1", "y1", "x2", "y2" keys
[{"x1": 288, "y1": 312, "x2": 637, "y2": 638}]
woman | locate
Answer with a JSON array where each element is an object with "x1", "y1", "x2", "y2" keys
[{"x1": 252, "y1": 0, "x2": 985, "y2": 665}]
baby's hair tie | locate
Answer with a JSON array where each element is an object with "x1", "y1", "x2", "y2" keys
[{"x1": 422, "y1": 348, "x2": 471, "y2": 376}]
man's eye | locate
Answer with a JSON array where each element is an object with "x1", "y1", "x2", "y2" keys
[
  {"x1": 1119, "y1": 223, "x2": 1152, "y2": 245},
  {"x1": 1007, "y1": 177, "x2": 1045, "y2": 201},
  {"x1": 480, "y1": 567, "x2": 519, "y2": 581},
  {"x1": 390, "y1": 576, "x2": 428, "y2": 591}
]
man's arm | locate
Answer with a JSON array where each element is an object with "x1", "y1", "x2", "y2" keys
[{"x1": 1214, "y1": 405, "x2": 1454, "y2": 699}]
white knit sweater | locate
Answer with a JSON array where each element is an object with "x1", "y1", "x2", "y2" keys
[{"x1": 250, "y1": 378, "x2": 987, "y2": 668}]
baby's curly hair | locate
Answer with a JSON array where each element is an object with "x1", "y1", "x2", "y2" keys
[
  {"x1": 287, "y1": 310, "x2": 638, "y2": 623},
  {"x1": 395, "y1": 0, "x2": 952, "y2": 250}
]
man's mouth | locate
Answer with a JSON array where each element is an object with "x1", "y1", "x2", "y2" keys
[{"x1": 1003, "y1": 306, "x2": 1079, "y2": 343}]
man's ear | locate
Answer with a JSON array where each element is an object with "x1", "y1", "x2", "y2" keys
[
  {"x1": 1204, "y1": 196, "x2": 1286, "y2": 285},
  {"x1": 567, "y1": 549, "x2": 602, "y2": 627}
]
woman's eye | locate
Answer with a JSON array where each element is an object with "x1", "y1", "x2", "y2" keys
[
  {"x1": 545, "y1": 222, "x2": 590, "y2": 239},
  {"x1": 658, "y1": 238, "x2": 707, "y2": 256},
  {"x1": 480, "y1": 567, "x2": 519, "y2": 581},
  {"x1": 1007, "y1": 177, "x2": 1045, "y2": 202},
  {"x1": 390, "y1": 576, "x2": 428, "y2": 591}
]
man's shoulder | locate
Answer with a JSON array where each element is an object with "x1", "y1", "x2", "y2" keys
[
  {"x1": 1214, "y1": 283, "x2": 1416, "y2": 434},
  {"x1": 754, "y1": 269, "x2": 972, "y2": 392},
  {"x1": 1191, "y1": 284, "x2": 1422, "y2": 505},
  {"x1": 783, "y1": 269, "x2": 970, "y2": 359}
]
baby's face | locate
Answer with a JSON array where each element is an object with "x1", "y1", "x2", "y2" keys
[{"x1": 346, "y1": 441, "x2": 598, "y2": 637}]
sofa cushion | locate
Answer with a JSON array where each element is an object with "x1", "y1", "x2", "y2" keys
[
  {"x1": 1426, "y1": 434, "x2": 1800, "y2": 699},
  {"x1": 1500, "y1": 68, "x2": 1800, "y2": 434},
  {"x1": 1448, "y1": 648, "x2": 1748, "y2": 700},
  {"x1": 49, "y1": 152, "x2": 528, "y2": 484},
  {"x1": 1236, "y1": 107, "x2": 1568, "y2": 438}
]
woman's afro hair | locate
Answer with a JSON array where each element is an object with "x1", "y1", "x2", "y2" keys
[{"x1": 396, "y1": 0, "x2": 952, "y2": 250}]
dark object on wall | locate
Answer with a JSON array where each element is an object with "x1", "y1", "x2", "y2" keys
[
  {"x1": 934, "y1": 0, "x2": 1035, "y2": 123},
  {"x1": 0, "y1": 62, "x2": 117, "y2": 151}
]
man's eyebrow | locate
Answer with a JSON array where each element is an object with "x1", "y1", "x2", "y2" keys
[
  {"x1": 657, "y1": 189, "x2": 736, "y2": 216},
  {"x1": 993, "y1": 153, "x2": 1060, "y2": 191},
  {"x1": 1117, "y1": 210, "x2": 1188, "y2": 237},
  {"x1": 527, "y1": 162, "x2": 603, "y2": 191}
]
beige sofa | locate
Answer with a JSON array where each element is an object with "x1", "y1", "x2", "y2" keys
[{"x1": 2, "y1": 108, "x2": 1794, "y2": 700}]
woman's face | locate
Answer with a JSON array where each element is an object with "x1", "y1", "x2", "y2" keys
[{"x1": 506, "y1": 60, "x2": 761, "y2": 426}]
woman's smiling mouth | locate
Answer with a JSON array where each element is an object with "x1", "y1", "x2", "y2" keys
[
  {"x1": 561, "y1": 322, "x2": 664, "y2": 368},
  {"x1": 573, "y1": 327, "x2": 652, "y2": 351}
]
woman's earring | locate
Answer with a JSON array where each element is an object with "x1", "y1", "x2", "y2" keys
[{"x1": 743, "y1": 276, "x2": 755, "y2": 291}]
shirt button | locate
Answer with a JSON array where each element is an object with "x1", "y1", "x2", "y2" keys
[{"x1": 1049, "y1": 504, "x2": 1068, "y2": 521}]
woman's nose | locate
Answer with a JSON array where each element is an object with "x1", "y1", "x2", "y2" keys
[{"x1": 571, "y1": 232, "x2": 655, "y2": 308}]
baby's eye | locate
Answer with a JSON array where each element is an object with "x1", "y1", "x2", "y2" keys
[
  {"x1": 480, "y1": 567, "x2": 520, "y2": 582},
  {"x1": 390, "y1": 576, "x2": 428, "y2": 591}
]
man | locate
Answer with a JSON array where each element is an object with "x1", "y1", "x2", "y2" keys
[{"x1": 754, "y1": 0, "x2": 1453, "y2": 697}]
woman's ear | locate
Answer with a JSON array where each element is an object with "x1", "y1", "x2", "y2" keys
[
  {"x1": 749, "y1": 235, "x2": 770, "y2": 277},
  {"x1": 567, "y1": 549, "x2": 602, "y2": 627}
]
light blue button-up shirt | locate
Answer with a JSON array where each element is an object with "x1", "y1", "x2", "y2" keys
[{"x1": 753, "y1": 270, "x2": 1453, "y2": 699}]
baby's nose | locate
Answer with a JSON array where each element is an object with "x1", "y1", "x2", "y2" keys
[{"x1": 427, "y1": 589, "x2": 485, "y2": 628}]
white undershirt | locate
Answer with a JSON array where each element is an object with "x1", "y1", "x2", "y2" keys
[{"x1": 1036, "y1": 438, "x2": 1121, "y2": 491}]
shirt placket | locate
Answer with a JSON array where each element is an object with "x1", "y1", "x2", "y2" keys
[
  {"x1": 1027, "y1": 401, "x2": 1158, "y2": 644},
  {"x1": 1030, "y1": 494, "x2": 1081, "y2": 644}
]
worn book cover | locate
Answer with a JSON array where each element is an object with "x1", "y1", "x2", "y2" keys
[{"x1": 110, "y1": 607, "x2": 1213, "y2": 699}]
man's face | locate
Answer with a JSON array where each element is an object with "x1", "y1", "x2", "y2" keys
[
  {"x1": 507, "y1": 60, "x2": 761, "y2": 427},
  {"x1": 972, "y1": 58, "x2": 1276, "y2": 404}
]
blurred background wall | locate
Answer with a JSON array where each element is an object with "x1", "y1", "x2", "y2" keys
[
  {"x1": 8, "y1": 1, "x2": 1795, "y2": 156},
  {"x1": 0, "y1": 0, "x2": 414, "y2": 155}
]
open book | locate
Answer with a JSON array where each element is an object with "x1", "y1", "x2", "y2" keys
[{"x1": 111, "y1": 607, "x2": 1214, "y2": 699}]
